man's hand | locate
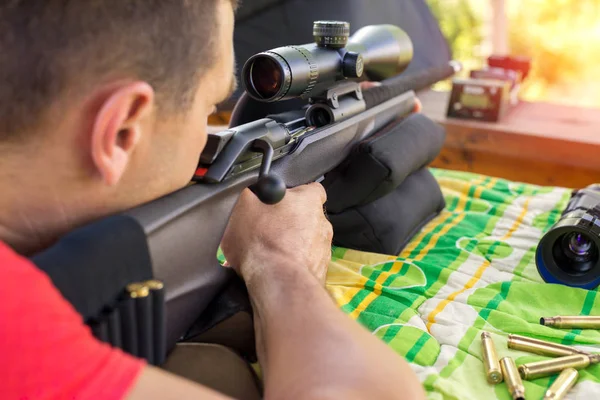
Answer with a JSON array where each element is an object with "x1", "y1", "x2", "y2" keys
[{"x1": 221, "y1": 183, "x2": 333, "y2": 287}]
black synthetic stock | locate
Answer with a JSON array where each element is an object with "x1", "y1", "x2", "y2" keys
[
  {"x1": 183, "y1": 277, "x2": 257, "y2": 361},
  {"x1": 363, "y1": 63, "x2": 456, "y2": 109},
  {"x1": 323, "y1": 113, "x2": 446, "y2": 214},
  {"x1": 329, "y1": 167, "x2": 445, "y2": 255},
  {"x1": 122, "y1": 91, "x2": 412, "y2": 354}
]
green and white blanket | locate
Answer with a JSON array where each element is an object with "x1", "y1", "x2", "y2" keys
[{"x1": 326, "y1": 168, "x2": 600, "y2": 399}]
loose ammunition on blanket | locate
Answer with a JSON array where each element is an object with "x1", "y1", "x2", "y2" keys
[
  {"x1": 518, "y1": 354, "x2": 600, "y2": 380},
  {"x1": 543, "y1": 368, "x2": 579, "y2": 400},
  {"x1": 541, "y1": 316, "x2": 600, "y2": 329},
  {"x1": 507, "y1": 334, "x2": 589, "y2": 357},
  {"x1": 481, "y1": 332, "x2": 503, "y2": 384},
  {"x1": 500, "y1": 357, "x2": 526, "y2": 400}
]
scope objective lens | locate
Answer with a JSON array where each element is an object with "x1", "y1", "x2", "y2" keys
[{"x1": 248, "y1": 57, "x2": 283, "y2": 100}]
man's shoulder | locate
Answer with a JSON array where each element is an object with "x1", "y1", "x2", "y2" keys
[
  {"x1": 0, "y1": 240, "x2": 48, "y2": 282},
  {"x1": 0, "y1": 240, "x2": 77, "y2": 321},
  {"x1": 0, "y1": 240, "x2": 145, "y2": 399},
  {"x1": 0, "y1": 240, "x2": 62, "y2": 298}
]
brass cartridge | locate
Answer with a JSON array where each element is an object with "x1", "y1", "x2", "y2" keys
[
  {"x1": 507, "y1": 334, "x2": 589, "y2": 357},
  {"x1": 518, "y1": 354, "x2": 600, "y2": 380},
  {"x1": 541, "y1": 316, "x2": 600, "y2": 329},
  {"x1": 144, "y1": 279, "x2": 164, "y2": 291},
  {"x1": 500, "y1": 357, "x2": 526, "y2": 400},
  {"x1": 543, "y1": 368, "x2": 579, "y2": 400},
  {"x1": 126, "y1": 282, "x2": 150, "y2": 298},
  {"x1": 481, "y1": 332, "x2": 503, "y2": 384}
]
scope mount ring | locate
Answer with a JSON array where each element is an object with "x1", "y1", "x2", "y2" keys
[
  {"x1": 308, "y1": 81, "x2": 363, "y2": 109},
  {"x1": 305, "y1": 81, "x2": 366, "y2": 128}
]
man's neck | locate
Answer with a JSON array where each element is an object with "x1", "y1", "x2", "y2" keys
[
  {"x1": 0, "y1": 162, "x2": 81, "y2": 255},
  {"x1": 0, "y1": 191, "x2": 75, "y2": 256},
  {"x1": 0, "y1": 223, "x2": 51, "y2": 256}
]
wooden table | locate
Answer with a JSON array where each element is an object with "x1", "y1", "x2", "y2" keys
[{"x1": 420, "y1": 90, "x2": 600, "y2": 188}]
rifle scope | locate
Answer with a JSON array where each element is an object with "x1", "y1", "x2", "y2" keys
[
  {"x1": 242, "y1": 21, "x2": 413, "y2": 102},
  {"x1": 536, "y1": 185, "x2": 600, "y2": 289}
]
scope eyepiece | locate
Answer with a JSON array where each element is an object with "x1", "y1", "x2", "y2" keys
[{"x1": 536, "y1": 186, "x2": 600, "y2": 289}]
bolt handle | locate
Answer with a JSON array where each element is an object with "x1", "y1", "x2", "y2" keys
[{"x1": 248, "y1": 139, "x2": 286, "y2": 205}]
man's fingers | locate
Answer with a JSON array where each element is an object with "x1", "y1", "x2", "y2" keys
[
  {"x1": 308, "y1": 182, "x2": 328, "y2": 204},
  {"x1": 323, "y1": 219, "x2": 333, "y2": 243},
  {"x1": 290, "y1": 182, "x2": 327, "y2": 204},
  {"x1": 414, "y1": 97, "x2": 423, "y2": 113},
  {"x1": 360, "y1": 81, "x2": 382, "y2": 90}
]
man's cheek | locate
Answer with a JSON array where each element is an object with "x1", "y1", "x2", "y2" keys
[{"x1": 185, "y1": 128, "x2": 208, "y2": 172}]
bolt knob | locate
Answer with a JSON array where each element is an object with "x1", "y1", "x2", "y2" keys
[{"x1": 250, "y1": 174, "x2": 286, "y2": 205}]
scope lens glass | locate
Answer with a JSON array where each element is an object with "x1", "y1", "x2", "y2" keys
[{"x1": 249, "y1": 57, "x2": 282, "y2": 99}]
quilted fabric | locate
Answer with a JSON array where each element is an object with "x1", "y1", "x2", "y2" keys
[{"x1": 326, "y1": 168, "x2": 600, "y2": 399}]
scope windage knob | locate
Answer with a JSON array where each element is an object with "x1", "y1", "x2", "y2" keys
[
  {"x1": 342, "y1": 51, "x2": 364, "y2": 78},
  {"x1": 313, "y1": 21, "x2": 350, "y2": 48}
]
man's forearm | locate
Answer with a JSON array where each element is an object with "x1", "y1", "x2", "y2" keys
[{"x1": 246, "y1": 259, "x2": 426, "y2": 400}]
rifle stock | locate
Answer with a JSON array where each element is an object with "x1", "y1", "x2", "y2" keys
[{"x1": 124, "y1": 90, "x2": 416, "y2": 349}]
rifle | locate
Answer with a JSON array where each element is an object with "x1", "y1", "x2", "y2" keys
[{"x1": 31, "y1": 21, "x2": 459, "y2": 365}]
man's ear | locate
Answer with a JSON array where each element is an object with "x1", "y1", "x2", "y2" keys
[{"x1": 90, "y1": 82, "x2": 155, "y2": 186}]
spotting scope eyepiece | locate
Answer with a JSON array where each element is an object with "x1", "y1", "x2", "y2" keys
[
  {"x1": 536, "y1": 185, "x2": 600, "y2": 289},
  {"x1": 242, "y1": 21, "x2": 414, "y2": 102}
]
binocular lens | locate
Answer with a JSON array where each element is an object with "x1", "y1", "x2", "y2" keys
[
  {"x1": 535, "y1": 186, "x2": 600, "y2": 289},
  {"x1": 247, "y1": 57, "x2": 283, "y2": 100},
  {"x1": 568, "y1": 233, "x2": 593, "y2": 257},
  {"x1": 549, "y1": 231, "x2": 597, "y2": 276}
]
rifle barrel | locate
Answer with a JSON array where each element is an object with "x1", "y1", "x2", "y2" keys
[{"x1": 362, "y1": 61, "x2": 460, "y2": 109}]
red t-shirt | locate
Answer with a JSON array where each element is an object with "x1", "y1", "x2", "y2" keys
[{"x1": 0, "y1": 241, "x2": 145, "y2": 399}]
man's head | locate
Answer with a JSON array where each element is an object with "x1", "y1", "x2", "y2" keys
[{"x1": 0, "y1": 0, "x2": 237, "y2": 253}]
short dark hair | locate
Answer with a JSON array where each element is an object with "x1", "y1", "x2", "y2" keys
[{"x1": 0, "y1": 0, "x2": 235, "y2": 141}]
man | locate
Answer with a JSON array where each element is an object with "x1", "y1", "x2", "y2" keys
[{"x1": 0, "y1": 0, "x2": 425, "y2": 399}]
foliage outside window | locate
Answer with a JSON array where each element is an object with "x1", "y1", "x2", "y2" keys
[{"x1": 426, "y1": 0, "x2": 600, "y2": 108}]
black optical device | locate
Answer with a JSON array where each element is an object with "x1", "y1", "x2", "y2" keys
[
  {"x1": 536, "y1": 185, "x2": 600, "y2": 289},
  {"x1": 242, "y1": 20, "x2": 413, "y2": 102}
]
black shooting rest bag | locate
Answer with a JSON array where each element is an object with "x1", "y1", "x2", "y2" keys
[{"x1": 323, "y1": 112, "x2": 447, "y2": 255}]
